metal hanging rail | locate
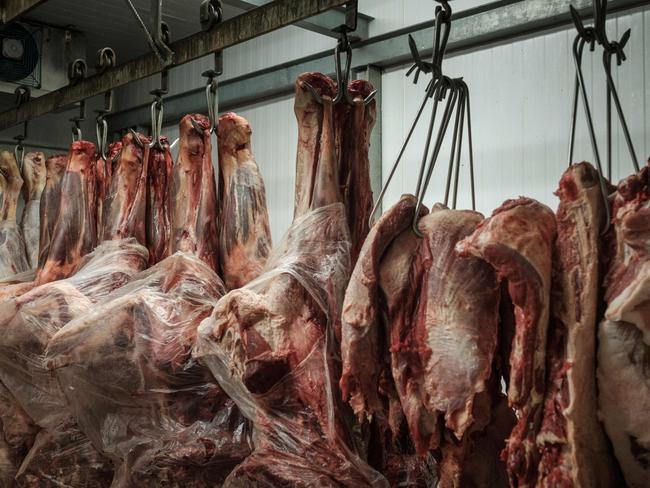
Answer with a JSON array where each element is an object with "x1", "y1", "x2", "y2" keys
[
  {"x1": 107, "y1": 0, "x2": 650, "y2": 131},
  {"x1": 222, "y1": 0, "x2": 371, "y2": 40},
  {"x1": 0, "y1": 0, "x2": 48, "y2": 24},
  {"x1": 0, "y1": 0, "x2": 348, "y2": 132}
]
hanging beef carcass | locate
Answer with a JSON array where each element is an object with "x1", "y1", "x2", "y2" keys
[
  {"x1": 0, "y1": 141, "x2": 98, "y2": 303},
  {"x1": 336, "y1": 80, "x2": 376, "y2": 265},
  {"x1": 341, "y1": 196, "x2": 511, "y2": 486},
  {"x1": 0, "y1": 150, "x2": 29, "y2": 280},
  {"x1": 45, "y1": 117, "x2": 251, "y2": 486},
  {"x1": 172, "y1": 114, "x2": 219, "y2": 271},
  {"x1": 456, "y1": 198, "x2": 556, "y2": 488},
  {"x1": 340, "y1": 194, "x2": 436, "y2": 486},
  {"x1": 146, "y1": 137, "x2": 173, "y2": 265},
  {"x1": 96, "y1": 141, "x2": 122, "y2": 243},
  {"x1": 37, "y1": 154, "x2": 67, "y2": 269},
  {"x1": 597, "y1": 162, "x2": 650, "y2": 488},
  {"x1": 217, "y1": 112, "x2": 272, "y2": 290},
  {"x1": 0, "y1": 132, "x2": 151, "y2": 486},
  {"x1": 535, "y1": 162, "x2": 621, "y2": 487},
  {"x1": 196, "y1": 72, "x2": 386, "y2": 487},
  {"x1": 20, "y1": 152, "x2": 46, "y2": 269}
]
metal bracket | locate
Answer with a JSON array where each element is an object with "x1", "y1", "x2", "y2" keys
[
  {"x1": 124, "y1": 0, "x2": 174, "y2": 66},
  {"x1": 68, "y1": 59, "x2": 87, "y2": 84},
  {"x1": 70, "y1": 100, "x2": 86, "y2": 142},
  {"x1": 96, "y1": 47, "x2": 117, "y2": 73},
  {"x1": 200, "y1": 0, "x2": 223, "y2": 31}
]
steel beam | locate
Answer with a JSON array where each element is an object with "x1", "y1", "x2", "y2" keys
[
  {"x1": 0, "y1": 0, "x2": 348, "y2": 131},
  {"x1": 108, "y1": 0, "x2": 649, "y2": 131},
  {"x1": 0, "y1": 0, "x2": 48, "y2": 24},
  {"x1": 223, "y1": 0, "x2": 371, "y2": 39}
]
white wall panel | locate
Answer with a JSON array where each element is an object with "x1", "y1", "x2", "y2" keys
[
  {"x1": 380, "y1": 8, "x2": 650, "y2": 219},
  {"x1": 115, "y1": 27, "x2": 334, "y2": 112},
  {"x1": 163, "y1": 94, "x2": 297, "y2": 242}
]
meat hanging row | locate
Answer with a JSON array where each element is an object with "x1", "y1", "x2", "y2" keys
[{"x1": 1, "y1": 67, "x2": 649, "y2": 488}]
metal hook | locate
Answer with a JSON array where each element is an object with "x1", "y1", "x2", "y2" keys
[
  {"x1": 200, "y1": 0, "x2": 223, "y2": 31},
  {"x1": 369, "y1": 88, "x2": 431, "y2": 226},
  {"x1": 333, "y1": 30, "x2": 354, "y2": 105},
  {"x1": 571, "y1": 33, "x2": 612, "y2": 233},
  {"x1": 129, "y1": 128, "x2": 145, "y2": 149},
  {"x1": 413, "y1": 77, "x2": 459, "y2": 236},
  {"x1": 95, "y1": 90, "x2": 113, "y2": 159},
  {"x1": 602, "y1": 40, "x2": 639, "y2": 174},
  {"x1": 70, "y1": 100, "x2": 86, "y2": 142},
  {"x1": 124, "y1": 0, "x2": 174, "y2": 66},
  {"x1": 443, "y1": 80, "x2": 465, "y2": 209},
  {"x1": 190, "y1": 117, "x2": 205, "y2": 134},
  {"x1": 96, "y1": 47, "x2": 116, "y2": 73},
  {"x1": 149, "y1": 99, "x2": 164, "y2": 150},
  {"x1": 14, "y1": 141, "x2": 25, "y2": 171},
  {"x1": 302, "y1": 81, "x2": 324, "y2": 105},
  {"x1": 202, "y1": 51, "x2": 223, "y2": 133}
]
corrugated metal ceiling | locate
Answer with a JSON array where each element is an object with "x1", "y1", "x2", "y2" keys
[{"x1": 24, "y1": 0, "x2": 243, "y2": 63}]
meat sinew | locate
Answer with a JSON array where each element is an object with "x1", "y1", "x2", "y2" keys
[
  {"x1": 145, "y1": 137, "x2": 173, "y2": 265},
  {"x1": 598, "y1": 162, "x2": 650, "y2": 488},
  {"x1": 36, "y1": 140, "x2": 98, "y2": 285},
  {"x1": 0, "y1": 150, "x2": 28, "y2": 280},
  {"x1": 172, "y1": 114, "x2": 219, "y2": 271},
  {"x1": 536, "y1": 162, "x2": 621, "y2": 487},
  {"x1": 217, "y1": 112, "x2": 272, "y2": 290},
  {"x1": 37, "y1": 154, "x2": 67, "y2": 269},
  {"x1": 95, "y1": 141, "x2": 122, "y2": 242},
  {"x1": 20, "y1": 152, "x2": 46, "y2": 269},
  {"x1": 337, "y1": 80, "x2": 376, "y2": 265},
  {"x1": 196, "y1": 73, "x2": 386, "y2": 487},
  {"x1": 456, "y1": 197, "x2": 556, "y2": 488}
]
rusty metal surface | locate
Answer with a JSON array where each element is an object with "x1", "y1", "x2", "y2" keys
[{"x1": 0, "y1": 0, "x2": 347, "y2": 131}]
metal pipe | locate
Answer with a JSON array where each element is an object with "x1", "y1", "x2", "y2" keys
[{"x1": 0, "y1": 0, "x2": 349, "y2": 131}]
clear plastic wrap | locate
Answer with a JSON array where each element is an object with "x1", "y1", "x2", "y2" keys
[
  {"x1": 46, "y1": 252, "x2": 252, "y2": 486},
  {"x1": 0, "y1": 221, "x2": 29, "y2": 280},
  {"x1": 196, "y1": 203, "x2": 388, "y2": 487},
  {"x1": 0, "y1": 238, "x2": 148, "y2": 485}
]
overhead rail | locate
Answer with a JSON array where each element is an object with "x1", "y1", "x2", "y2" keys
[
  {"x1": 107, "y1": 0, "x2": 650, "y2": 131},
  {"x1": 0, "y1": 0, "x2": 48, "y2": 25},
  {"x1": 0, "y1": 0, "x2": 348, "y2": 131},
  {"x1": 222, "y1": 0, "x2": 371, "y2": 40}
]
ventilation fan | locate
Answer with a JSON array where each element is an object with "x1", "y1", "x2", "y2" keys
[{"x1": 0, "y1": 23, "x2": 41, "y2": 87}]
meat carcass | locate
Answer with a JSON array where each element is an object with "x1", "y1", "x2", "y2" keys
[
  {"x1": 0, "y1": 132, "x2": 151, "y2": 486},
  {"x1": 46, "y1": 252, "x2": 250, "y2": 487},
  {"x1": 37, "y1": 154, "x2": 67, "y2": 269},
  {"x1": 293, "y1": 72, "x2": 337, "y2": 220},
  {"x1": 340, "y1": 194, "x2": 435, "y2": 486},
  {"x1": 598, "y1": 162, "x2": 650, "y2": 488},
  {"x1": 172, "y1": 114, "x2": 219, "y2": 271},
  {"x1": 100, "y1": 131, "x2": 147, "y2": 246},
  {"x1": 96, "y1": 141, "x2": 122, "y2": 242},
  {"x1": 196, "y1": 74, "x2": 385, "y2": 486},
  {"x1": 456, "y1": 198, "x2": 556, "y2": 488},
  {"x1": 217, "y1": 112, "x2": 272, "y2": 289},
  {"x1": 0, "y1": 150, "x2": 29, "y2": 280},
  {"x1": 20, "y1": 152, "x2": 46, "y2": 269},
  {"x1": 44, "y1": 120, "x2": 254, "y2": 486},
  {"x1": 391, "y1": 206, "x2": 500, "y2": 454},
  {"x1": 337, "y1": 80, "x2": 376, "y2": 264},
  {"x1": 145, "y1": 137, "x2": 173, "y2": 265},
  {"x1": 536, "y1": 162, "x2": 621, "y2": 487},
  {"x1": 36, "y1": 140, "x2": 98, "y2": 285}
]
